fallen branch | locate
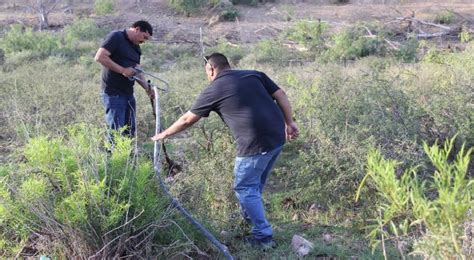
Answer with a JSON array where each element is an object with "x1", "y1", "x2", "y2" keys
[{"x1": 417, "y1": 30, "x2": 459, "y2": 39}]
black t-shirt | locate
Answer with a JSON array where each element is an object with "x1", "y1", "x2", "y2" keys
[
  {"x1": 100, "y1": 30, "x2": 141, "y2": 96},
  {"x1": 191, "y1": 70, "x2": 286, "y2": 156}
]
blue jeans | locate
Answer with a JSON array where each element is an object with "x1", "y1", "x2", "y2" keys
[
  {"x1": 233, "y1": 145, "x2": 282, "y2": 240},
  {"x1": 101, "y1": 94, "x2": 136, "y2": 139}
]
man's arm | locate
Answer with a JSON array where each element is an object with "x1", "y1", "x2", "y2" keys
[
  {"x1": 151, "y1": 111, "x2": 201, "y2": 141},
  {"x1": 94, "y1": 47, "x2": 136, "y2": 78},
  {"x1": 272, "y1": 89, "x2": 299, "y2": 140}
]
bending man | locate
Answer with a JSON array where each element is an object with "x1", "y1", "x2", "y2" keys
[{"x1": 151, "y1": 53, "x2": 299, "y2": 248}]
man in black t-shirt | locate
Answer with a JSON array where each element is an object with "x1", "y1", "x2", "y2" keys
[
  {"x1": 151, "y1": 53, "x2": 299, "y2": 249},
  {"x1": 95, "y1": 20, "x2": 154, "y2": 139}
]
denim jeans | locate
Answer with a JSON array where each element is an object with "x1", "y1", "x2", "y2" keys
[
  {"x1": 101, "y1": 94, "x2": 136, "y2": 139},
  {"x1": 233, "y1": 145, "x2": 282, "y2": 240}
]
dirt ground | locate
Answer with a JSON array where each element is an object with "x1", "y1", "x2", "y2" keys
[{"x1": 0, "y1": 0, "x2": 473, "y2": 45}]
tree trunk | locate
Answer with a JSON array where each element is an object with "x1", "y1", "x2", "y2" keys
[{"x1": 36, "y1": 0, "x2": 49, "y2": 30}]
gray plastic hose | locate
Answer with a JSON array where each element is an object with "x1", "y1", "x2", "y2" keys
[{"x1": 152, "y1": 84, "x2": 234, "y2": 260}]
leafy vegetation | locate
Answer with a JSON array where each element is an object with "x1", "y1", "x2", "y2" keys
[
  {"x1": 168, "y1": 0, "x2": 208, "y2": 15},
  {"x1": 0, "y1": 125, "x2": 204, "y2": 258},
  {"x1": 94, "y1": 0, "x2": 115, "y2": 15},
  {"x1": 357, "y1": 137, "x2": 472, "y2": 258},
  {"x1": 0, "y1": 11, "x2": 472, "y2": 258}
]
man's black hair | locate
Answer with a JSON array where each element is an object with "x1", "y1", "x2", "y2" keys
[
  {"x1": 132, "y1": 20, "x2": 153, "y2": 36},
  {"x1": 205, "y1": 53, "x2": 230, "y2": 71}
]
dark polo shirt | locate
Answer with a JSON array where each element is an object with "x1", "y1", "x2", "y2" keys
[
  {"x1": 191, "y1": 70, "x2": 286, "y2": 156},
  {"x1": 100, "y1": 30, "x2": 141, "y2": 96}
]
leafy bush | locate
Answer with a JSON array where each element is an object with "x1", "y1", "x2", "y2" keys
[
  {"x1": 396, "y1": 36, "x2": 419, "y2": 62},
  {"x1": 253, "y1": 38, "x2": 293, "y2": 64},
  {"x1": 94, "y1": 0, "x2": 115, "y2": 15},
  {"x1": 433, "y1": 10, "x2": 455, "y2": 24},
  {"x1": 285, "y1": 20, "x2": 329, "y2": 54},
  {"x1": 220, "y1": 8, "x2": 239, "y2": 21},
  {"x1": 64, "y1": 18, "x2": 107, "y2": 47},
  {"x1": 459, "y1": 25, "x2": 471, "y2": 43},
  {"x1": 0, "y1": 24, "x2": 61, "y2": 57},
  {"x1": 324, "y1": 25, "x2": 386, "y2": 61},
  {"x1": 357, "y1": 137, "x2": 473, "y2": 258},
  {"x1": 0, "y1": 125, "x2": 202, "y2": 258},
  {"x1": 208, "y1": 38, "x2": 245, "y2": 65},
  {"x1": 169, "y1": 0, "x2": 208, "y2": 15}
]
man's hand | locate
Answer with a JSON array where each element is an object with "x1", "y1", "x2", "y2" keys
[
  {"x1": 121, "y1": 67, "x2": 137, "y2": 78},
  {"x1": 286, "y1": 122, "x2": 299, "y2": 141},
  {"x1": 151, "y1": 132, "x2": 166, "y2": 141},
  {"x1": 150, "y1": 111, "x2": 201, "y2": 142}
]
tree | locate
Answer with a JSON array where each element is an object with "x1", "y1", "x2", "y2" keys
[{"x1": 28, "y1": 0, "x2": 61, "y2": 30}]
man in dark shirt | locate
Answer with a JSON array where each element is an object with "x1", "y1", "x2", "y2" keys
[
  {"x1": 151, "y1": 53, "x2": 299, "y2": 248},
  {"x1": 95, "y1": 20, "x2": 154, "y2": 139}
]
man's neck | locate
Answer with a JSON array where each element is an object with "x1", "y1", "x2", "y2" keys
[{"x1": 125, "y1": 29, "x2": 134, "y2": 44}]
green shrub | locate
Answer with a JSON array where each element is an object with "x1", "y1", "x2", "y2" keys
[
  {"x1": 285, "y1": 20, "x2": 329, "y2": 54},
  {"x1": 459, "y1": 25, "x2": 471, "y2": 43},
  {"x1": 0, "y1": 24, "x2": 61, "y2": 56},
  {"x1": 169, "y1": 0, "x2": 207, "y2": 15},
  {"x1": 64, "y1": 18, "x2": 107, "y2": 47},
  {"x1": 208, "y1": 38, "x2": 245, "y2": 65},
  {"x1": 253, "y1": 38, "x2": 293, "y2": 64},
  {"x1": 221, "y1": 8, "x2": 239, "y2": 21},
  {"x1": 94, "y1": 0, "x2": 115, "y2": 15},
  {"x1": 357, "y1": 137, "x2": 473, "y2": 258},
  {"x1": 396, "y1": 36, "x2": 419, "y2": 62},
  {"x1": 0, "y1": 124, "x2": 203, "y2": 257},
  {"x1": 324, "y1": 24, "x2": 386, "y2": 61},
  {"x1": 433, "y1": 10, "x2": 455, "y2": 24}
]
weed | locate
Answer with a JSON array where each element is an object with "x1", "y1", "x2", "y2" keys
[
  {"x1": 169, "y1": 0, "x2": 207, "y2": 15},
  {"x1": 433, "y1": 10, "x2": 455, "y2": 25},
  {"x1": 324, "y1": 24, "x2": 386, "y2": 61},
  {"x1": 357, "y1": 137, "x2": 473, "y2": 258},
  {"x1": 0, "y1": 125, "x2": 207, "y2": 257},
  {"x1": 94, "y1": 0, "x2": 115, "y2": 15}
]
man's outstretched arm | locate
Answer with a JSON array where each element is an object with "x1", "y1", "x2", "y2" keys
[
  {"x1": 151, "y1": 111, "x2": 201, "y2": 141},
  {"x1": 272, "y1": 89, "x2": 299, "y2": 140}
]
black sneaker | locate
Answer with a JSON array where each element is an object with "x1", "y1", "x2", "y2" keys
[{"x1": 244, "y1": 235, "x2": 277, "y2": 250}]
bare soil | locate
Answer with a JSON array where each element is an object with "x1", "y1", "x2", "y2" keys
[{"x1": 0, "y1": 0, "x2": 473, "y2": 45}]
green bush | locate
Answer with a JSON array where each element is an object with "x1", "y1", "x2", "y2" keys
[
  {"x1": 64, "y1": 18, "x2": 107, "y2": 47},
  {"x1": 94, "y1": 0, "x2": 115, "y2": 15},
  {"x1": 357, "y1": 137, "x2": 473, "y2": 258},
  {"x1": 433, "y1": 10, "x2": 455, "y2": 25},
  {"x1": 208, "y1": 38, "x2": 245, "y2": 65},
  {"x1": 0, "y1": 124, "x2": 203, "y2": 257},
  {"x1": 285, "y1": 20, "x2": 329, "y2": 54},
  {"x1": 169, "y1": 0, "x2": 207, "y2": 15},
  {"x1": 0, "y1": 24, "x2": 61, "y2": 57},
  {"x1": 221, "y1": 8, "x2": 239, "y2": 21},
  {"x1": 324, "y1": 24, "x2": 386, "y2": 61},
  {"x1": 396, "y1": 36, "x2": 419, "y2": 62},
  {"x1": 253, "y1": 38, "x2": 293, "y2": 65}
]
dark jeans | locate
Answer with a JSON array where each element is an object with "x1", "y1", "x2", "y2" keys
[{"x1": 101, "y1": 93, "x2": 136, "y2": 139}]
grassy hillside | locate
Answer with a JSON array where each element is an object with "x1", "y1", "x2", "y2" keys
[{"x1": 0, "y1": 4, "x2": 473, "y2": 258}]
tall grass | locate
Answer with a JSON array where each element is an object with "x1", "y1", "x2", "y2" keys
[
  {"x1": 0, "y1": 125, "x2": 206, "y2": 258},
  {"x1": 0, "y1": 19, "x2": 472, "y2": 258},
  {"x1": 357, "y1": 137, "x2": 473, "y2": 258}
]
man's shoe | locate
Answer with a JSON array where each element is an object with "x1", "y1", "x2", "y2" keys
[{"x1": 244, "y1": 235, "x2": 277, "y2": 250}]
